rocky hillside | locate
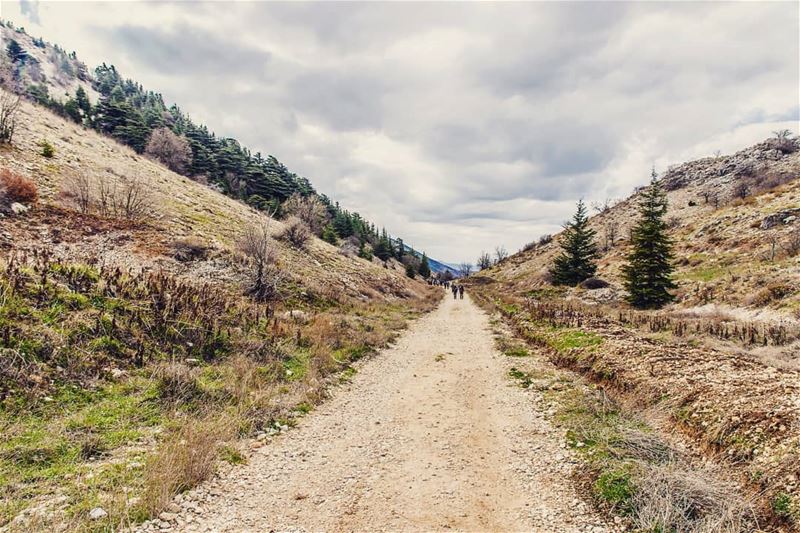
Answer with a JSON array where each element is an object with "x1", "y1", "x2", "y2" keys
[
  {"x1": 0, "y1": 89, "x2": 439, "y2": 532},
  {"x1": 468, "y1": 137, "x2": 800, "y2": 530},
  {"x1": 492, "y1": 137, "x2": 800, "y2": 322}
]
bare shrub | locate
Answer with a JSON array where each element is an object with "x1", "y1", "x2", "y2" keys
[
  {"x1": 477, "y1": 251, "x2": 492, "y2": 270},
  {"x1": 458, "y1": 262, "x2": 473, "y2": 278},
  {"x1": 592, "y1": 198, "x2": 619, "y2": 214},
  {"x1": 144, "y1": 127, "x2": 192, "y2": 174},
  {"x1": 282, "y1": 193, "x2": 326, "y2": 234},
  {"x1": 60, "y1": 173, "x2": 151, "y2": 219},
  {"x1": 278, "y1": 216, "x2": 312, "y2": 249},
  {"x1": 113, "y1": 175, "x2": 152, "y2": 220},
  {"x1": 632, "y1": 463, "x2": 756, "y2": 532},
  {"x1": 142, "y1": 416, "x2": 234, "y2": 515},
  {"x1": 732, "y1": 180, "x2": 751, "y2": 200},
  {"x1": 494, "y1": 245, "x2": 508, "y2": 264},
  {"x1": 746, "y1": 283, "x2": 794, "y2": 307},
  {"x1": 781, "y1": 228, "x2": 800, "y2": 258},
  {"x1": 0, "y1": 168, "x2": 37, "y2": 203},
  {"x1": 62, "y1": 174, "x2": 92, "y2": 213},
  {"x1": 770, "y1": 129, "x2": 798, "y2": 154},
  {"x1": 538, "y1": 234, "x2": 553, "y2": 246},
  {"x1": 0, "y1": 92, "x2": 20, "y2": 144},
  {"x1": 605, "y1": 221, "x2": 620, "y2": 249},
  {"x1": 238, "y1": 220, "x2": 285, "y2": 303},
  {"x1": 171, "y1": 237, "x2": 210, "y2": 262}
]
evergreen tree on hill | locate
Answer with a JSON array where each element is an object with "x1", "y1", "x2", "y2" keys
[
  {"x1": 622, "y1": 170, "x2": 676, "y2": 309},
  {"x1": 418, "y1": 253, "x2": 431, "y2": 278},
  {"x1": 374, "y1": 229, "x2": 393, "y2": 261},
  {"x1": 549, "y1": 199, "x2": 598, "y2": 286}
]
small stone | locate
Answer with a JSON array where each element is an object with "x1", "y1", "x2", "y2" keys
[
  {"x1": 89, "y1": 507, "x2": 108, "y2": 520},
  {"x1": 10, "y1": 202, "x2": 29, "y2": 215}
]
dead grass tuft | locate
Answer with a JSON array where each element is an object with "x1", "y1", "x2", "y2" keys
[
  {"x1": 633, "y1": 463, "x2": 757, "y2": 533},
  {"x1": 141, "y1": 415, "x2": 235, "y2": 514},
  {"x1": 0, "y1": 168, "x2": 38, "y2": 203},
  {"x1": 152, "y1": 362, "x2": 202, "y2": 404}
]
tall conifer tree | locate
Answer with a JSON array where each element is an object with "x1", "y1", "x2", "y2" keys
[
  {"x1": 622, "y1": 169, "x2": 676, "y2": 309},
  {"x1": 550, "y1": 200, "x2": 598, "y2": 286}
]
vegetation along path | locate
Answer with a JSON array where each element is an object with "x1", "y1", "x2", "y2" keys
[{"x1": 137, "y1": 294, "x2": 611, "y2": 533}]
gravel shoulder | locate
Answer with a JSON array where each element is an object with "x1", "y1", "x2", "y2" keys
[{"x1": 138, "y1": 293, "x2": 611, "y2": 532}]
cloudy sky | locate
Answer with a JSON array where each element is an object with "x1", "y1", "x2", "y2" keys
[{"x1": 1, "y1": 1, "x2": 798, "y2": 263}]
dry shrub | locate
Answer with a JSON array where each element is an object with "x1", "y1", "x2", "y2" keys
[
  {"x1": 238, "y1": 221, "x2": 285, "y2": 303},
  {"x1": 224, "y1": 354, "x2": 260, "y2": 406},
  {"x1": 60, "y1": 173, "x2": 152, "y2": 219},
  {"x1": 580, "y1": 277, "x2": 610, "y2": 290},
  {"x1": 279, "y1": 217, "x2": 312, "y2": 249},
  {"x1": 144, "y1": 127, "x2": 192, "y2": 174},
  {"x1": 282, "y1": 193, "x2": 327, "y2": 234},
  {"x1": 746, "y1": 283, "x2": 794, "y2": 307},
  {"x1": 632, "y1": 463, "x2": 756, "y2": 532},
  {"x1": 142, "y1": 415, "x2": 235, "y2": 514},
  {"x1": 782, "y1": 228, "x2": 800, "y2": 258},
  {"x1": 171, "y1": 237, "x2": 209, "y2": 262},
  {"x1": 611, "y1": 428, "x2": 676, "y2": 464},
  {"x1": 0, "y1": 92, "x2": 20, "y2": 144},
  {"x1": 0, "y1": 168, "x2": 38, "y2": 203},
  {"x1": 153, "y1": 362, "x2": 202, "y2": 404},
  {"x1": 61, "y1": 174, "x2": 92, "y2": 213}
]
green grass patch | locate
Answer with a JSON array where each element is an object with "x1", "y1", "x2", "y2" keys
[
  {"x1": 339, "y1": 366, "x2": 357, "y2": 383},
  {"x1": 283, "y1": 350, "x2": 310, "y2": 381},
  {"x1": 503, "y1": 345, "x2": 529, "y2": 357},
  {"x1": 219, "y1": 446, "x2": 246, "y2": 465},
  {"x1": 548, "y1": 329, "x2": 603, "y2": 353},
  {"x1": 595, "y1": 468, "x2": 635, "y2": 513}
]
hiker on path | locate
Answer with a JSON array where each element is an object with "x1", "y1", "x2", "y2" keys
[
  {"x1": 452, "y1": 284, "x2": 458, "y2": 300},
  {"x1": 458, "y1": 285, "x2": 465, "y2": 299}
]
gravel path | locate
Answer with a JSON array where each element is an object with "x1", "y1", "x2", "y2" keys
[{"x1": 139, "y1": 293, "x2": 611, "y2": 532}]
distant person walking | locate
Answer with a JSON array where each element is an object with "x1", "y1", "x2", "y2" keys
[
  {"x1": 458, "y1": 285, "x2": 465, "y2": 300},
  {"x1": 452, "y1": 284, "x2": 458, "y2": 300}
]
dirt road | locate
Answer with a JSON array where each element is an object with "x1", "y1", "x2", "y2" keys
[{"x1": 142, "y1": 293, "x2": 610, "y2": 532}]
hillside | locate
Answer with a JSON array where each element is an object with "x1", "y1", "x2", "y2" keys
[
  {"x1": 491, "y1": 138, "x2": 800, "y2": 319},
  {"x1": 467, "y1": 137, "x2": 800, "y2": 530},
  {"x1": 0, "y1": 89, "x2": 440, "y2": 532},
  {"x1": 0, "y1": 20, "x2": 451, "y2": 272}
]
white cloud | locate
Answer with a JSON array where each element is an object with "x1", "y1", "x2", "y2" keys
[{"x1": 1, "y1": 1, "x2": 797, "y2": 263}]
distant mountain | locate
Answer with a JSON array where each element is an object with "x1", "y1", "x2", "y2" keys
[{"x1": 427, "y1": 257, "x2": 460, "y2": 276}]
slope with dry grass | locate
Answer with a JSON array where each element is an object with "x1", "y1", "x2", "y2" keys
[
  {"x1": 468, "y1": 139, "x2": 800, "y2": 531},
  {"x1": 0, "y1": 92, "x2": 439, "y2": 532}
]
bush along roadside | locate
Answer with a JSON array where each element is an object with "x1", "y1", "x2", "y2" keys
[
  {"x1": 0, "y1": 253, "x2": 438, "y2": 532},
  {"x1": 474, "y1": 287, "x2": 796, "y2": 531}
]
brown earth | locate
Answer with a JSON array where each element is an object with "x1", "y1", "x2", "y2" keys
[{"x1": 135, "y1": 294, "x2": 617, "y2": 533}]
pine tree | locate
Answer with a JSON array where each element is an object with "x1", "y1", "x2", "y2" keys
[
  {"x1": 418, "y1": 253, "x2": 431, "y2": 278},
  {"x1": 622, "y1": 170, "x2": 676, "y2": 309},
  {"x1": 373, "y1": 229, "x2": 393, "y2": 261},
  {"x1": 549, "y1": 199, "x2": 598, "y2": 286},
  {"x1": 405, "y1": 262, "x2": 416, "y2": 279},
  {"x1": 321, "y1": 224, "x2": 338, "y2": 245}
]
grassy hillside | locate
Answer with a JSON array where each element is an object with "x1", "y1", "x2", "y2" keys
[
  {"x1": 467, "y1": 138, "x2": 800, "y2": 530},
  {"x1": 0, "y1": 92, "x2": 440, "y2": 532}
]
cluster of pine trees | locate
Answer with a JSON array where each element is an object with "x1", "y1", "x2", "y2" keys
[
  {"x1": 1, "y1": 24, "x2": 435, "y2": 272},
  {"x1": 549, "y1": 171, "x2": 675, "y2": 309}
]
